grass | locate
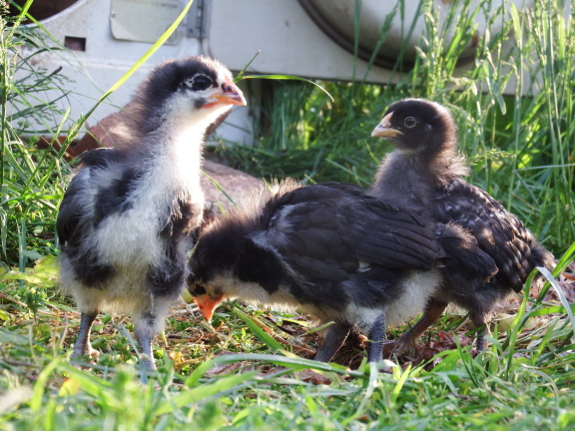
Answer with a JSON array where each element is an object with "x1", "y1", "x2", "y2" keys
[
  {"x1": 0, "y1": 1, "x2": 70, "y2": 270},
  {"x1": 1, "y1": 0, "x2": 575, "y2": 429},
  {"x1": 2, "y1": 267, "x2": 575, "y2": 430}
]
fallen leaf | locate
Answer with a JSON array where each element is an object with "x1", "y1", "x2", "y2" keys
[
  {"x1": 59, "y1": 377, "x2": 80, "y2": 397},
  {"x1": 297, "y1": 369, "x2": 332, "y2": 385}
]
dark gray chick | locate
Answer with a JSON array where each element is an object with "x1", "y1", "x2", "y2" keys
[
  {"x1": 57, "y1": 56, "x2": 246, "y2": 369},
  {"x1": 186, "y1": 181, "x2": 493, "y2": 364},
  {"x1": 370, "y1": 98, "x2": 555, "y2": 352}
]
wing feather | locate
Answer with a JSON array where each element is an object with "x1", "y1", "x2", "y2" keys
[
  {"x1": 260, "y1": 184, "x2": 438, "y2": 284},
  {"x1": 435, "y1": 179, "x2": 540, "y2": 292}
]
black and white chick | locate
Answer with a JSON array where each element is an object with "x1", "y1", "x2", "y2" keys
[
  {"x1": 370, "y1": 98, "x2": 555, "y2": 352},
  {"x1": 57, "y1": 56, "x2": 246, "y2": 369},
  {"x1": 186, "y1": 181, "x2": 493, "y2": 364}
]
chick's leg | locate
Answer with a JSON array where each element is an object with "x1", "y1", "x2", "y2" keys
[
  {"x1": 314, "y1": 322, "x2": 352, "y2": 362},
  {"x1": 469, "y1": 312, "x2": 488, "y2": 351},
  {"x1": 367, "y1": 313, "x2": 386, "y2": 363},
  {"x1": 383, "y1": 300, "x2": 447, "y2": 356},
  {"x1": 134, "y1": 311, "x2": 158, "y2": 370},
  {"x1": 72, "y1": 310, "x2": 99, "y2": 358}
]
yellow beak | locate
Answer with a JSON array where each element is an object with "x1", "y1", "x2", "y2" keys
[
  {"x1": 371, "y1": 112, "x2": 403, "y2": 138},
  {"x1": 205, "y1": 80, "x2": 247, "y2": 108}
]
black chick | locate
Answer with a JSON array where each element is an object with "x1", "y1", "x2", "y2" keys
[
  {"x1": 186, "y1": 181, "x2": 493, "y2": 364},
  {"x1": 57, "y1": 56, "x2": 246, "y2": 369},
  {"x1": 370, "y1": 98, "x2": 555, "y2": 352}
]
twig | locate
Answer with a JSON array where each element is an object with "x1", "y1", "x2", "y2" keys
[
  {"x1": 0, "y1": 291, "x2": 27, "y2": 308},
  {"x1": 0, "y1": 292, "x2": 59, "y2": 317},
  {"x1": 3, "y1": 358, "x2": 38, "y2": 368}
]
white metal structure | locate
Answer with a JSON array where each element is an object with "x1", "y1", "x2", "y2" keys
[{"x1": 20, "y1": 0, "x2": 534, "y2": 144}]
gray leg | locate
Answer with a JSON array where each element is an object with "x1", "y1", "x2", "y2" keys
[
  {"x1": 475, "y1": 328, "x2": 487, "y2": 351},
  {"x1": 134, "y1": 311, "x2": 158, "y2": 370},
  {"x1": 314, "y1": 322, "x2": 352, "y2": 362},
  {"x1": 366, "y1": 313, "x2": 386, "y2": 363},
  {"x1": 72, "y1": 311, "x2": 99, "y2": 358},
  {"x1": 383, "y1": 300, "x2": 448, "y2": 356},
  {"x1": 470, "y1": 313, "x2": 488, "y2": 351}
]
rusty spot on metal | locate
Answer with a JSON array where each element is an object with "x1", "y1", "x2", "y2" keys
[{"x1": 470, "y1": 30, "x2": 480, "y2": 48}]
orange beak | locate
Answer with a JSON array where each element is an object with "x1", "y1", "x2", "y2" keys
[
  {"x1": 205, "y1": 80, "x2": 247, "y2": 108},
  {"x1": 193, "y1": 293, "x2": 224, "y2": 322},
  {"x1": 371, "y1": 112, "x2": 403, "y2": 138}
]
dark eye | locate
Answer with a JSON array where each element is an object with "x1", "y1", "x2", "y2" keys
[
  {"x1": 189, "y1": 75, "x2": 212, "y2": 91},
  {"x1": 404, "y1": 116, "x2": 417, "y2": 128},
  {"x1": 195, "y1": 284, "x2": 207, "y2": 296}
]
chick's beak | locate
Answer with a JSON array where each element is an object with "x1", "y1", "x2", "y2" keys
[
  {"x1": 209, "y1": 80, "x2": 247, "y2": 107},
  {"x1": 371, "y1": 112, "x2": 403, "y2": 138},
  {"x1": 193, "y1": 293, "x2": 224, "y2": 322}
]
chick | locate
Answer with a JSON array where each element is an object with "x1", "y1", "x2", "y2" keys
[
  {"x1": 370, "y1": 98, "x2": 554, "y2": 352},
  {"x1": 187, "y1": 181, "x2": 493, "y2": 363},
  {"x1": 57, "y1": 56, "x2": 246, "y2": 368}
]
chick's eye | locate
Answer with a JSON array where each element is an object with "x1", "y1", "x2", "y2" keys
[
  {"x1": 190, "y1": 284, "x2": 206, "y2": 296},
  {"x1": 404, "y1": 116, "x2": 417, "y2": 128},
  {"x1": 189, "y1": 75, "x2": 212, "y2": 91}
]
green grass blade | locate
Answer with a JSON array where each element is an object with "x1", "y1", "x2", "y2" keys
[
  {"x1": 234, "y1": 307, "x2": 284, "y2": 351},
  {"x1": 539, "y1": 266, "x2": 575, "y2": 339},
  {"x1": 30, "y1": 356, "x2": 60, "y2": 413},
  {"x1": 62, "y1": 0, "x2": 196, "y2": 147},
  {"x1": 154, "y1": 371, "x2": 259, "y2": 416},
  {"x1": 201, "y1": 170, "x2": 236, "y2": 206},
  {"x1": 533, "y1": 241, "x2": 575, "y2": 305},
  {"x1": 240, "y1": 75, "x2": 334, "y2": 102},
  {"x1": 233, "y1": 50, "x2": 261, "y2": 82}
]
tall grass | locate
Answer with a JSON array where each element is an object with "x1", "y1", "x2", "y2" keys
[{"x1": 0, "y1": 1, "x2": 71, "y2": 270}]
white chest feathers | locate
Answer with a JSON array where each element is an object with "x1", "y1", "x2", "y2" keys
[
  {"x1": 385, "y1": 269, "x2": 442, "y2": 327},
  {"x1": 94, "y1": 146, "x2": 203, "y2": 270}
]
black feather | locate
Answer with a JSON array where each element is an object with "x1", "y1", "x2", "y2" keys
[
  {"x1": 94, "y1": 167, "x2": 142, "y2": 227},
  {"x1": 237, "y1": 239, "x2": 285, "y2": 294}
]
